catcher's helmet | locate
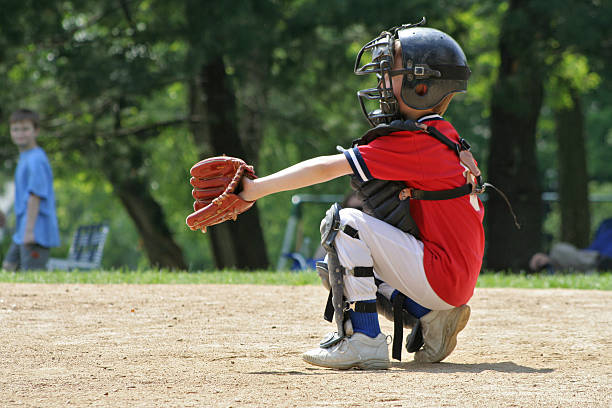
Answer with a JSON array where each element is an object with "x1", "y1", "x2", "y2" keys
[{"x1": 354, "y1": 18, "x2": 471, "y2": 126}]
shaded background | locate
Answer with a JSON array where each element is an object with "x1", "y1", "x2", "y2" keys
[{"x1": 0, "y1": 0, "x2": 610, "y2": 271}]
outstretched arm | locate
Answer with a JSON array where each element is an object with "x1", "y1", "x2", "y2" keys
[{"x1": 239, "y1": 154, "x2": 352, "y2": 201}]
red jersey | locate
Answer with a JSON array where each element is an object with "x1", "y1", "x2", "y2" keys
[{"x1": 344, "y1": 114, "x2": 485, "y2": 306}]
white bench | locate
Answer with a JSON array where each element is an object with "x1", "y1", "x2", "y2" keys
[{"x1": 47, "y1": 224, "x2": 109, "y2": 271}]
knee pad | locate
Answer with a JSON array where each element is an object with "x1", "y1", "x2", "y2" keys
[{"x1": 315, "y1": 261, "x2": 331, "y2": 291}]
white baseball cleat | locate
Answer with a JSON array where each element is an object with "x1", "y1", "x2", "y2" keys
[
  {"x1": 414, "y1": 304, "x2": 471, "y2": 363},
  {"x1": 302, "y1": 332, "x2": 390, "y2": 370}
]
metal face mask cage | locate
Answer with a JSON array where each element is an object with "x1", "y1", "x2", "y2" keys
[{"x1": 354, "y1": 31, "x2": 397, "y2": 127}]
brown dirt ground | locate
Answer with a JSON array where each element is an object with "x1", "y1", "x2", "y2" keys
[{"x1": 0, "y1": 283, "x2": 610, "y2": 408}]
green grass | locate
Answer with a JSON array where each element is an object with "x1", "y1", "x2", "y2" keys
[
  {"x1": 476, "y1": 271, "x2": 612, "y2": 290},
  {"x1": 0, "y1": 269, "x2": 320, "y2": 285},
  {"x1": 0, "y1": 269, "x2": 610, "y2": 290}
]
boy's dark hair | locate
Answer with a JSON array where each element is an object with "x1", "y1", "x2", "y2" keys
[{"x1": 9, "y1": 109, "x2": 40, "y2": 128}]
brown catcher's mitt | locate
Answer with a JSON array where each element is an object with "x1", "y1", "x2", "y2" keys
[{"x1": 186, "y1": 156, "x2": 257, "y2": 233}]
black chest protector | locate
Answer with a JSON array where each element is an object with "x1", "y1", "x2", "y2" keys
[
  {"x1": 351, "y1": 176, "x2": 420, "y2": 237},
  {"x1": 348, "y1": 119, "x2": 483, "y2": 239}
]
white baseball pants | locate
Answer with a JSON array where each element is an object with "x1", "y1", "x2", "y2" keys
[{"x1": 332, "y1": 208, "x2": 453, "y2": 311}]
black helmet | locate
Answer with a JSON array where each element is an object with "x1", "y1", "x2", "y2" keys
[{"x1": 355, "y1": 19, "x2": 471, "y2": 126}]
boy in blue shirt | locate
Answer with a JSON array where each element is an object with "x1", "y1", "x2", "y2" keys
[{"x1": 2, "y1": 109, "x2": 60, "y2": 270}]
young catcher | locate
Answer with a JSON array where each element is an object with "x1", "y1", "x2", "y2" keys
[{"x1": 187, "y1": 19, "x2": 485, "y2": 370}]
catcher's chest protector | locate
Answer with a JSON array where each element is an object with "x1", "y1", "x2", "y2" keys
[
  {"x1": 348, "y1": 119, "x2": 481, "y2": 238},
  {"x1": 348, "y1": 121, "x2": 424, "y2": 237},
  {"x1": 351, "y1": 176, "x2": 421, "y2": 238}
]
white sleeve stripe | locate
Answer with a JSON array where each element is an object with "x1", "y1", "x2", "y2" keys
[
  {"x1": 347, "y1": 147, "x2": 371, "y2": 182},
  {"x1": 417, "y1": 114, "x2": 442, "y2": 123},
  {"x1": 343, "y1": 150, "x2": 362, "y2": 180}
]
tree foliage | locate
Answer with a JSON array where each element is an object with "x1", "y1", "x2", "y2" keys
[{"x1": 0, "y1": 0, "x2": 610, "y2": 270}]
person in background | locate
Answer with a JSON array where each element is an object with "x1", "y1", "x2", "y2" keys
[
  {"x1": 2, "y1": 109, "x2": 60, "y2": 271},
  {"x1": 529, "y1": 218, "x2": 612, "y2": 273}
]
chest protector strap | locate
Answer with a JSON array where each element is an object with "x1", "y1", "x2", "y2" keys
[{"x1": 352, "y1": 119, "x2": 484, "y2": 194}]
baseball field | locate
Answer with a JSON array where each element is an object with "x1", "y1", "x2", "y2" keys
[{"x1": 1, "y1": 282, "x2": 610, "y2": 407}]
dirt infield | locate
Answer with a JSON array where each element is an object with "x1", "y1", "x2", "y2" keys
[{"x1": 0, "y1": 284, "x2": 610, "y2": 407}]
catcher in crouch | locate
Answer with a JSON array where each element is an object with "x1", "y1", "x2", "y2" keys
[{"x1": 187, "y1": 20, "x2": 484, "y2": 370}]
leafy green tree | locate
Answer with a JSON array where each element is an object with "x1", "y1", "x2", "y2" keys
[
  {"x1": 551, "y1": 0, "x2": 612, "y2": 247},
  {"x1": 0, "y1": 1, "x2": 189, "y2": 268},
  {"x1": 487, "y1": 0, "x2": 612, "y2": 269},
  {"x1": 549, "y1": 53, "x2": 600, "y2": 248},
  {"x1": 486, "y1": 0, "x2": 553, "y2": 270},
  {"x1": 2, "y1": 0, "x2": 610, "y2": 272}
]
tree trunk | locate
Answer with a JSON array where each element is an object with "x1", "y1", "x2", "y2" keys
[
  {"x1": 555, "y1": 88, "x2": 590, "y2": 247},
  {"x1": 486, "y1": 0, "x2": 546, "y2": 271},
  {"x1": 105, "y1": 99, "x2": 187, "y2": 270},
  {"x1": 115, "y1": 179, "x2": 188, "y2": 269},
  {"x1": 190, "y1": 57, "x2": 269, "y2": 270}
]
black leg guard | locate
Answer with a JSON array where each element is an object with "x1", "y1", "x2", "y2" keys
[
  {"x1": 392, "y1": 292, "x2": 405, "y2": 360},
  {"x1": 316, "y1": 261, "x2": 331, "y2": 291},
  {"x1": 375, "y1": 283, "x2": 424, "y2": 360},
  {"x1": 392, "y1": 293, "x2": 424, "y2": 357},
  {"x1": 318, "y1": 251, "x2": 347, "y2": 348},
  {"x1": 406, "y1": 320, "x2": 423, "y2": 353},
  {"x1": 376, "y1": 291, "x2": 419, "y2": 328},
  {"x1": 319, "y1": 203, "x2": 348, "y2": 349}
]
